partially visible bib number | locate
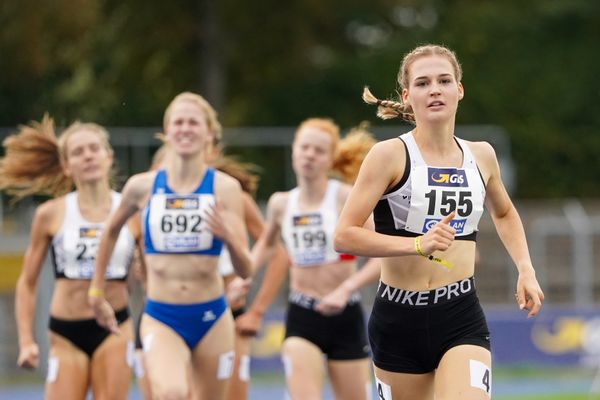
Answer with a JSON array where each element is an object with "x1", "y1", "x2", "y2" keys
[{"x1": 63, "y1": 226, "x2": 126, "y2": 279}]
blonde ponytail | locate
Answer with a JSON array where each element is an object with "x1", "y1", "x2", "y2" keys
[
  {"x1": 0, "y1": 114, "x2": 72, "y2": 202},
  {"x1": 362, "y1": 86, "x2": 414, "y2": 123}
]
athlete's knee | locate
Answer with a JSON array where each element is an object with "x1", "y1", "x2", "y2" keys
[{"x1": 152, "y1": 385, "x2": 189, "y2": 400}]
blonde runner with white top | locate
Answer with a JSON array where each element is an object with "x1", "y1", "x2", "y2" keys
[
  {"x1": 334, "y1": 44, "x2": 544, "y2": 400},
  {"x1": 2, "y1": 116, "x2": 142, "y2": 400}
]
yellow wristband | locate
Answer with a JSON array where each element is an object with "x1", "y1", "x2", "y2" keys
[
  {"x1": 414, "y1": 236, "x2": 427, "y2": 257},
  {"x1": 88, "y1": 287, "x2": 105, "y2": 298},
  {"x1": 414, "y1": 236, "x2": 454, "y2": 271}
]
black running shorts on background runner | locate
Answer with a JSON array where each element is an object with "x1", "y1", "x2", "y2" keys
[
  {"x1": 49, "y1": 308, "x2": 130, "y2": 358},
  {"x1": 368, "y1": 277, "x2": 490, "y2": 373},
  {"x1": 284, "y1": 291, "x2": 370, "y2": 360}
]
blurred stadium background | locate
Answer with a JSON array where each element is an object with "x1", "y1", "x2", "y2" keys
[{"x1": 1, "y1": 1, "x2": 599, "y2": 399}]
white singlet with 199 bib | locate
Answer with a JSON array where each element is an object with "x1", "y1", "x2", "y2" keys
[{"x1": 281, "y1": 180, "x2": 342, "y2": 267}]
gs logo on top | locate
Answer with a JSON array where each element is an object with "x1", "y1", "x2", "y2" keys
[
  {"x1": 428, "y1": 168, "x2": 468, "y2": 187},
  {"x1": 166, "y1": 196, "x2": 200, "y2": 210},
  {"x1": 79, "y1": 227, "x2": 101, "y2": 238},
  {"x1": 293, "y1": 214, "x2": 322, "y2": 227}
]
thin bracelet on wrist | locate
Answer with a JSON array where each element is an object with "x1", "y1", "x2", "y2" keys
[
  {"x1": 414, "y1": 236, "x2": 454, "y2": 271},
  {"x1": 88, "y1": 287, "x2": 105, "y2": 298},
  {"x1": 414, "y1": 236, "x2": 427, "y2": 257}
]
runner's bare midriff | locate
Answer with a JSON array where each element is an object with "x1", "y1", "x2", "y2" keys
[
  {"x1": 381, "y1": 239, "x2": 476, "y2": 291},
  {"x1": 145, "y1": 253, "x2": 224, "y2": 303}
]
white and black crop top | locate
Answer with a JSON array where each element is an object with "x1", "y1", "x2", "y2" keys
[
  {"x1": 373, "y1": 131, "x2": 486, "y2": 241},
  {"x1": 51, "y1": 191, "x2": 135, "y2": 280},
  {"x1": 281, "y1": 179, "x2": 355, "y2": 267}
]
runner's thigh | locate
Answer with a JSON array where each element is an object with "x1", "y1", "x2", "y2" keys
[
  {"x1": 327, "y1": 358, "x2": 371, "y2": 400},
  {"x1": 282, "y1": 337, "x2": 325, "y2": 400},
  {"x1": 435, "y1": 344, "x2": 492, "y2": 400},
  {"x1": 45, "y1": 332, "x2": 90, "y2": 400},
  {"x1": 90, "y1": 319, "x2": 133, "y2": 400},
  {"x1": 192, "y1": 309, "x2": 235, "y2": 400},
  {"x1": 141, "y1": 314, "x2": 192, "y2": 399},
  {"x1": 372, "y1": 365, "x2": 434, "y2": 400}
]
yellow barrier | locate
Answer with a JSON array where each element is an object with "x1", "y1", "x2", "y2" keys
[
  {"x1": 0, "y1": 254, "x2": 22, "y2": 292},
  {"x1": 252, "y1": 321, "x2": 285, "y2": 357}
]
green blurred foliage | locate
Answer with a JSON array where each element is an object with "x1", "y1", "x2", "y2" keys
[{"x1": 0, "y1": 0, "x2": 598, "y2": 197}]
